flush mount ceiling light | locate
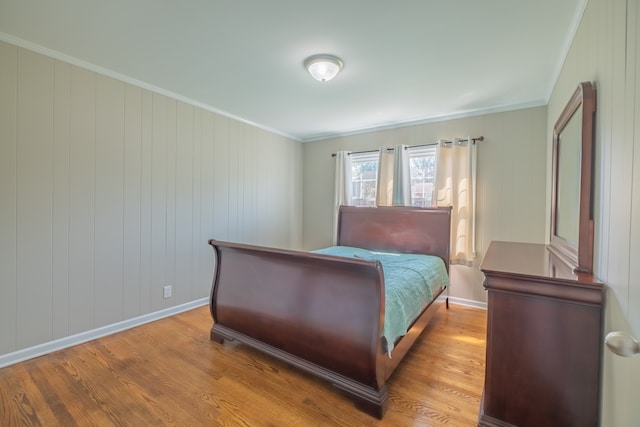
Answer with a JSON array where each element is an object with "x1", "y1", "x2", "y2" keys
[{"x1": 304, "y1": 54, "x2": 343, "y2": 82}]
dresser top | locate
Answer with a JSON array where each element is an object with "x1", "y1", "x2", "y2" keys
[{"x1": 481, "y1": 241, "x2": 603, "y2": 287}]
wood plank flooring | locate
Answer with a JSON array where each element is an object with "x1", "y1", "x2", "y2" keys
[{"x1": 0, "y1": 304, "x2": 486, "y2": 426}]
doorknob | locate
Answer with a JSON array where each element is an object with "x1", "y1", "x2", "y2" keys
[{"x1": 605, "y1": 331, "x2": 640, "y2": 357}]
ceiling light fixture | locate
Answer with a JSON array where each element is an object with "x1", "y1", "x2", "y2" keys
[{"x1": 304, "y1": 54, "x2": 343, "y2": 82}]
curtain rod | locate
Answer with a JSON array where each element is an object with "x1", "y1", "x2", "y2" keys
[{"x1": 330, "y1": 136, "x2": 484, "y2": 157}]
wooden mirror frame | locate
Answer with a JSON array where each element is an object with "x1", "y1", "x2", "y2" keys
[{"x1": 548, "y1": 81, "x2": 596, "y2": 273}]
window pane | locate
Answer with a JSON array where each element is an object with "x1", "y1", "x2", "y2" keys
[
  {"x1": 409, "y1": 146, "x2": 436, "y2": 207},
  {"x1": 351, "y1": 152, "x2": 379, "y2": 206}
]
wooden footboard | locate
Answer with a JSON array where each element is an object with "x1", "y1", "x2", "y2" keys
[
  {"x1": 209, "y1": 241, "x2": 391, "y2": 415},
  {"x1": 208, "y1": 206, "x2": 452, "y2": 418}
]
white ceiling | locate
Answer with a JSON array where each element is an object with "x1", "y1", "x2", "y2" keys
[{"x1": 0, "y1": 0, "x2": 585, "y2": 142}]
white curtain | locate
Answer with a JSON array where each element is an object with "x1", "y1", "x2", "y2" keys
[
  {"x1": 375, "y1": 148, "x2": 392, "y2": 206},
  {"x1": 333, "y1": 151, "x2": 352, "y2": 244},
  {"x1": 392, "y1": 144, "x2": 411, "y2": 206},
  {"x1": 434, "y1": 137, "x2": 477, "y2": 265}
]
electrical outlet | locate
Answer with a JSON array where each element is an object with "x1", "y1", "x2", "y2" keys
[{"x1": 163, "y1": 285, "x2": 172, "y2": 299}]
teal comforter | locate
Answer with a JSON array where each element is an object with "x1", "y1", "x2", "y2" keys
[{"x1": 312, "y1": 246, "x2": 449, "y2": 355}]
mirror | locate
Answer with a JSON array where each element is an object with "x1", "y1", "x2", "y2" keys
[{"x1": 548, "y1": 82, "x2": 596, "y2": 273}]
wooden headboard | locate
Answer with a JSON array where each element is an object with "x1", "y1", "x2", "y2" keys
[{"x1": 337, "y1": 206, "x2": 452, "y2": 271}]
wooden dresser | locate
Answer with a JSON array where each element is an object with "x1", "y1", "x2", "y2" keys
[{"x1": 479, "y1": 241, "x2": 604, "y2": 427}]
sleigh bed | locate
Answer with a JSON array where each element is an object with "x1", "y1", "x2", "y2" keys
[{"x1": 208, "y1": 205, "x2": 451, "y2": 418}]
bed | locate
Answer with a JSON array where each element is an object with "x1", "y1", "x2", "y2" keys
[{"x1": 208, "y1": 205, "x2": 452, "y2": 418}]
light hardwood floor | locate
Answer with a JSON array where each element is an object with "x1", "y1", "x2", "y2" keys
[{"x1": 0, "y1": 304, "x2": 486, "y2": 426}]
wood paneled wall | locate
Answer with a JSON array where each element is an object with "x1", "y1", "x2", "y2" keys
[
  {"x1": 0, "y1": 41, "x2": 303, "y2": 357},
  {"x1": 546, "y1": 1, "x2": 640, "y2": 425}
]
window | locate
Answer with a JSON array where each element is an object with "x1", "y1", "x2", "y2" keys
[
  {"x1": 351, "y1": 151, "x2": 379, "y2": 206},
  {"x1": 409, "y1": 145, "x2": 437, "y2": 207},
  {"x1": 347, "y1": 146, "x2": 436, "y2": 207}
]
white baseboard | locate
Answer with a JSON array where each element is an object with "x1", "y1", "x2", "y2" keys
[
  {"x1": 0, "y1": 298, "x2": 209, "y2": 369},
  {"x1": 448, "y1": 296, "x2": 487, "y2": 310}
]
